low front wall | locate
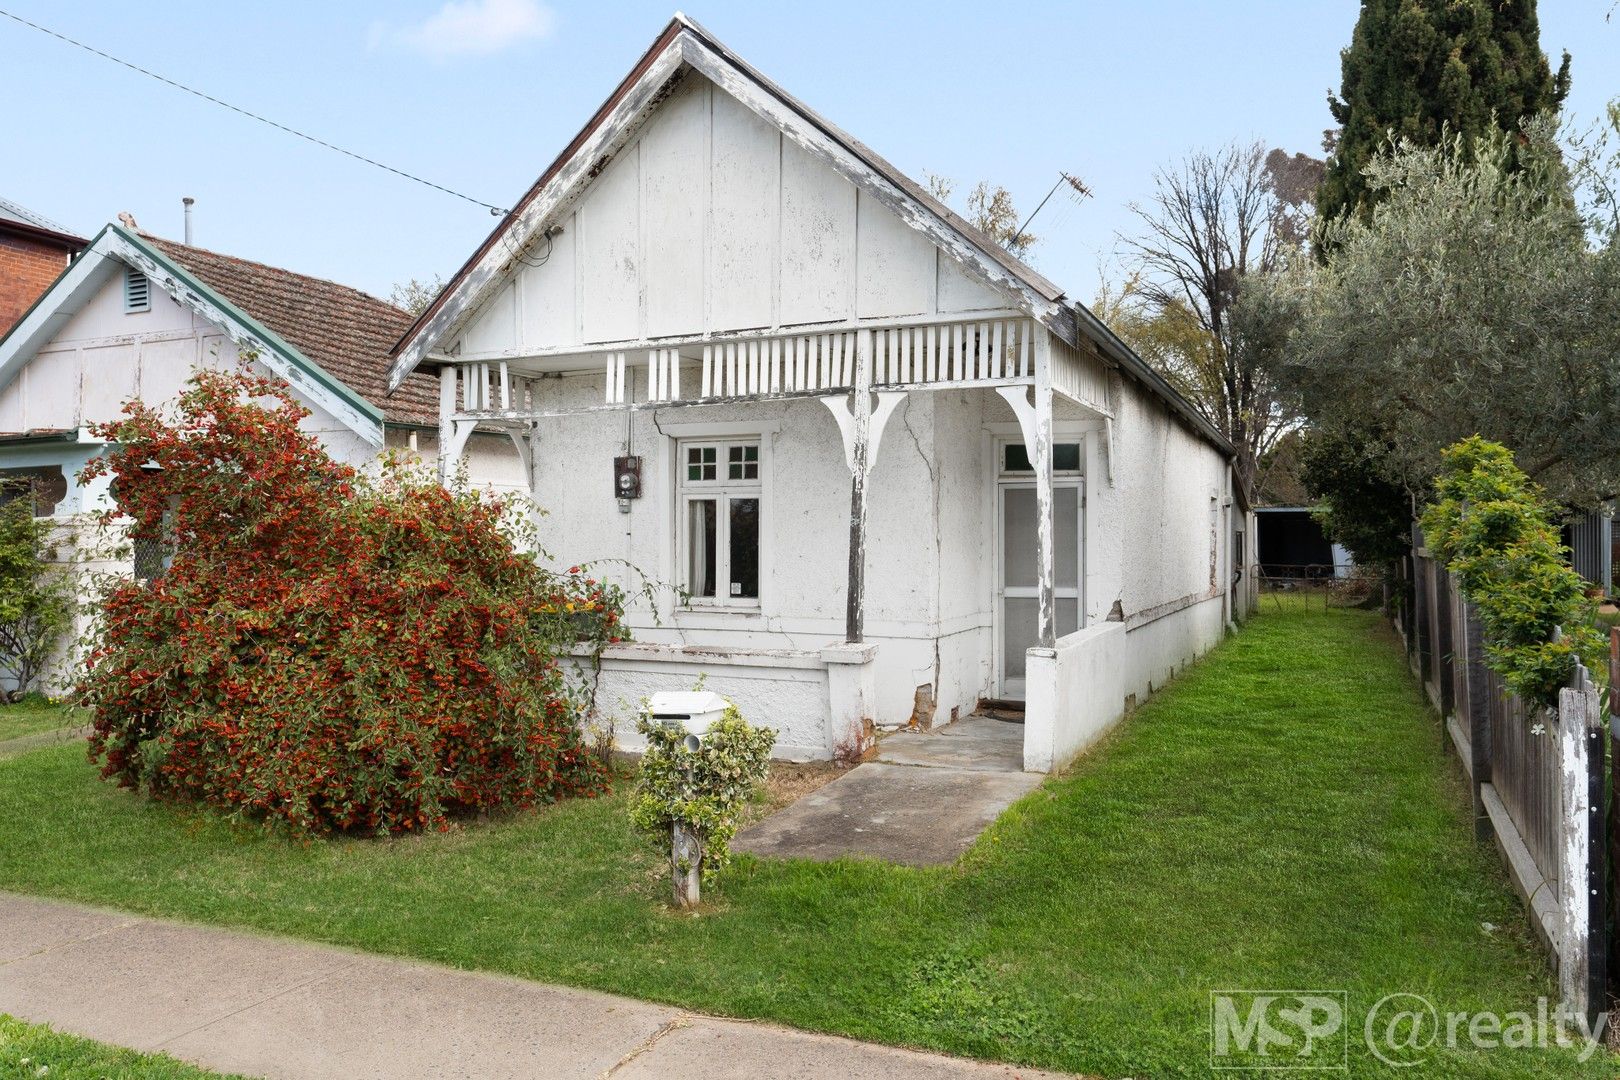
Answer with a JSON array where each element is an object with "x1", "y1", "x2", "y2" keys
[
  {"x1": 569, "y1": 640, "x2": 878, "y2": 760},
  {"x1": 1023, "y1": 593, "x2": 1227, "y2": 772}
]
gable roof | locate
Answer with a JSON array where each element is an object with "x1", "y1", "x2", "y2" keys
[
  {"x1": 383, "y1": 14, "x2": 1232, "y2": 461},
  {"x1": 144, "y1": 237, "x2": 439, "y2": 427},
  {"x1": 385, "y1": 14, "x2": 1078, "y2": 392},
  {"x1": 0, "y1": 224, "x2": 391, "y2": 445}
]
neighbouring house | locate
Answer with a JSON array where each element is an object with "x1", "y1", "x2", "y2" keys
[
  {"x1": 1566, "y1": 509, "x2": 1612, "y2": 597},
  {"x1": 1255, "y1": 506, "x2": 1352, "y2": 581},
  {"x1": 0, "y1": 197, "x2": 84, "y2": 337},
  {"x1": 384, "y1": 15, "x2": 1256, "y2": 771},
  {"x1": 0, "y1": 222, "x2": 525, "y2": 690}
]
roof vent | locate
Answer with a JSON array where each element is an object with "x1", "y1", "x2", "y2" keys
[{"x1": 124, "y1": 268, "x2": 150, "y2": 314}]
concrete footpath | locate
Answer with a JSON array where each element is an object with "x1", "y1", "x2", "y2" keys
[{"x1": 0, "y1": 893, "x2": 1075, "y2": 1079}]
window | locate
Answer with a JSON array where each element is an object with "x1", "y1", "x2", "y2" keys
[
  {"x1": 678, "y1": 439, "x2": 761, "y2": 607},
  {"x1": 0, "y1": 466, "x2": 67, "y2": 517},
  {"x1": 1002, "y1": 441, "x2": 1082, "y2": 474},
  {"x1": 123, "y1": 268, "x2": 150, "y2": 313}
]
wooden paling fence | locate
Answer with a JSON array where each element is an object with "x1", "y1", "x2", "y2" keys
[{"x1": 1403, "y1": 536, "x2": 1608, "y2": 1024}]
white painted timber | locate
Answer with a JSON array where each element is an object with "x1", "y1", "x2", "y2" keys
[{"x1": 434, "y1": 73, "x2": 1050, "y2": 372}]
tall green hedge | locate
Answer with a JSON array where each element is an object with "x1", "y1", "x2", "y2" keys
[{"x1": 1420, "y1": 437, "x2": 1602, "y2": 709}]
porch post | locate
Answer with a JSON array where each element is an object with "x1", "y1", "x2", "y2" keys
[
  {"x1": 846, "y1": 328, "x2": 874, "y2": 643},
  {"x1": 437, "y1": 365, "x2": 456, "y2": 486},
  {"x1": 1032, "y1": 328, "x2": 1056, "y2": 648}
]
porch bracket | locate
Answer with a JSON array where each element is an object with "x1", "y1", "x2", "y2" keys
[
  {"x1": 994, "y1": 385, "x2": 1037, "y2": 456},
  {"x1": 819, "y1": 390, "x2": 907, "y2": 476},
  {"x1": 444, "y1": 420, "x2": 477, "y2": 474}
]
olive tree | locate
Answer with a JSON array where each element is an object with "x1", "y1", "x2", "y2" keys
[{"x1": 1284, "y1": 118, "x2": 1620, "y2": 514}]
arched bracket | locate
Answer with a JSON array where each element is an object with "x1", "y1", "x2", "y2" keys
[
  {"x1": 819, "y1": 390, "x2": 908, "y2": 475},
  {"x1": 996, "y1": 385, "x2": 1037, "y2": 459}
]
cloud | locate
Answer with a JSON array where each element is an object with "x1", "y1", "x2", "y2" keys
[{"x1": 369, "y1": 0, "x2": 555, "y2": 61}]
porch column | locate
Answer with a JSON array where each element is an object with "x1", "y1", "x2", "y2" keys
[
  {"x1": 1032, "y1": 328, "x2": 1057, "y2": 647},
  {"x1": 437, "y1": 364, "x2": 476, "y2": 485},
  {"x1": 437, "y1": 365, "x2": 456, "y2": 485},
  {"x1": 846, "y1": 328, "x2": 874, "y2": 643}
]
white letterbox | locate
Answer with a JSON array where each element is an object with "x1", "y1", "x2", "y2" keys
[{"x1": 646, "y1": 690, "x2": 729, "y2": 749}]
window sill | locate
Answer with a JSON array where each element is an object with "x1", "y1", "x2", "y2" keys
[{"x1": 673, "y1": 606, "x2": 766, "y2": 627}]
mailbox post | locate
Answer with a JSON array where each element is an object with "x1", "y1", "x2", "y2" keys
[{"x1": 646, "y1": 691, "x2": 728, "y2": 908}]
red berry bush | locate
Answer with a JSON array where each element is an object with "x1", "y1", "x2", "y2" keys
[{"x1": 80, "y1": 368, "x2": 620, "y2": 835}]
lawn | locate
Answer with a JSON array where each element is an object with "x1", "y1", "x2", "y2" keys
[
  {"x1": 0, "y1": 1015, "x2": 241, "y2": 1079},
  {"x1": 0, "y1": 695, "x2": 82, "y2": 745},
  {"x1": 0, "y1": 602, "x2": 1603, "y2": 1077}
]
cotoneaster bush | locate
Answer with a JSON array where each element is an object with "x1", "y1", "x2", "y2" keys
[
  {"x1": 79, "y1": 367, "x2": 623, "y2": 835},
  {"x1": 1420, "y1": 436, "x2": 1604, "y2": 709}
]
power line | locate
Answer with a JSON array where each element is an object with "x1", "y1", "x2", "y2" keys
[{"x1": 0, "y1": 8, "x2": 507, "y2": 216}]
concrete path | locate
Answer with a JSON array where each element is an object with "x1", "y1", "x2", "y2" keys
[
  {"x1": 734, "y1": 716, "x2": 1041, "y2": 866},
  {"x1": 0, "y1": 893, "x2": 1075, "y2": 1080}
]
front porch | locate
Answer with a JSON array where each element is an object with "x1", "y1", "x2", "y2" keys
[{"x1": 439, "y1": 314, "x2": 1131, "y2": 771}]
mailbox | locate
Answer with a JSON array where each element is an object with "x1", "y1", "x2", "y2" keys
[{"x1": 646, "y1": 690, "x2": 729, "y2": 750}]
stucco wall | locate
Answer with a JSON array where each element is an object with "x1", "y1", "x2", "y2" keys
[{"x1": 518, "y1": 369, "x2": 1003, "y2": 735}]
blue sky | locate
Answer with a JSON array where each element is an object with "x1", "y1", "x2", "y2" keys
[{"x1": 3, "y1": 1, "x2": 1616, "y2": 306}]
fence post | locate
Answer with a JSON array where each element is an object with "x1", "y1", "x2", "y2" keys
[
  {"x1": 1557, "y1": 659, "x2": 1600, "y2": 1024},
  {"x1": 1465, "y1": 603, "x2": 1494, "y2": 842},
  {"x1": 1434, "y1": 566, "x2": 1455, "y2": 718},
  {"x1": 1609, "y1": 628, "x2": 1620, "y2": 1012}
]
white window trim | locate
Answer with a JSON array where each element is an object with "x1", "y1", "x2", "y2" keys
[{"x1": 672, "y1": 433, "x2": 770, "y2": 612}]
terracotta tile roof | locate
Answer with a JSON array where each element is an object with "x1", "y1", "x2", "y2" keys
[{"x1": 143, "y1": 236, "x2": 440, "y2": 427}]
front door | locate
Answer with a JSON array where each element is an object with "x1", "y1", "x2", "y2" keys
[{"x1": 997, "y1": 478, "x2": 1082, "y2": 701}]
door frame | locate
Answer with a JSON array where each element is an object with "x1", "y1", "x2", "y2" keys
[{"x1": 989, "y1": 433, "x2": 1086, "y2": 702}]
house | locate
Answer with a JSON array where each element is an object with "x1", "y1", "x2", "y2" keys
[
  {"x1": 1566, "y1": 509, "x2": 1612, "y2": 597},
  {"x1": 1255, "y1": 506, "x2": 1352, "y2": 581},
  {"x1": 0, "y1": 222, "x2": 526, "y2": 688},
  {"x1": 0, "y1": 197, "x2": 84, "y2": 337},
  {"x1": 386, "y1": 15, "x2": 1255, "y2": 771}
]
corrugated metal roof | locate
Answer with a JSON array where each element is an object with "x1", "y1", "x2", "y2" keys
[{"x1": 0, "y1": 196, "x2": 73, "y2": 236}]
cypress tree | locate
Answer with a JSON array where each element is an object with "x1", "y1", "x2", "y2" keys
[{"x1": 1318, "y1": 0, "x2": 1570, "y2": 223}]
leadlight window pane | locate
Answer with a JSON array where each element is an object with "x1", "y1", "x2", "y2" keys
[
  {"x1": 727, "y1": 444, "x2": 759, "y2": 480},
  {"x1": 687, "y1": 445, "x2": 717, "y2": 482},
  {"x1": 1003, "y1": 442, "x2": 1082, "y2": 473}
]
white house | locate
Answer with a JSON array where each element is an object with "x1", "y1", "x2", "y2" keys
[
  {"x1": 0, "y1": 222, "x2": 527, "y2": 689},
  {"x1": 386, "y1": 15, "x2": 1253, "y2": 770}
]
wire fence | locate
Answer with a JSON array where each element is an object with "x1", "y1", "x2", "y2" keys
[{"x1": 1254, "y1": 564, "x2": 1383, "y2": 612}]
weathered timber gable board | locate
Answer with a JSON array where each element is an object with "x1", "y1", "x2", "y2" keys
[{"x1": 449, "y1": 73, "x2": 1011, "y2": 360}]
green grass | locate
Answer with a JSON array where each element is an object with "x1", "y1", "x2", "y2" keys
[
  {"x1": 0, "y1": 696, "x2": 81, "y2": 745},
  {"x1": 0, "y1": 1015, "x2": 243, "y2": 1079},
  {"x1": 0, "y1": 602, "x2": 1604, "y2": 1077}
]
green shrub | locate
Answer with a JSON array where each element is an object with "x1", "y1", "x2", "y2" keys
[
  {"x1": 80, "y1": 368, "x2": 622, "y2": 835},
  {"x1": 630, "y1": 704, "x2": 774, "y2": 887},
  {"x1": 0, "y1": 496, "x2": 74, "y2": 699},
  {"x1": 1420, "y1": 437, "x2": 1603, "y2": 708}
]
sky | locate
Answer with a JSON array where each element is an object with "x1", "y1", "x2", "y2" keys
[{"x1": 2, "y1": 1, "x2": 1617, "y2": 307}]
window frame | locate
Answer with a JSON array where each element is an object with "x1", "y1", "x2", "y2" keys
[{"x1": 675, "y1": 436, "x2": 764, "y2": 611}]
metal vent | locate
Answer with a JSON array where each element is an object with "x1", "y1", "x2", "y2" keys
[{"x1": 124, "y1": 268, "x2": 150, "y2": 313}]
